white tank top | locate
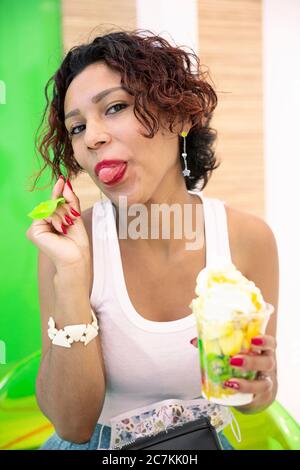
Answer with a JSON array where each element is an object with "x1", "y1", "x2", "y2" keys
[{"x1": 89, "y1": 191, "x2": 231, "y2": 426}]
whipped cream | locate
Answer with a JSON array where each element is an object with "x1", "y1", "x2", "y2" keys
[{"x1": 189, "y1": 256, "x2": 266, "y2": 322}]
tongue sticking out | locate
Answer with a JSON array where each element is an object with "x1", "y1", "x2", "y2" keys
[{"x1": 98, "y1": 163, "x2": 126, "y2": 183}]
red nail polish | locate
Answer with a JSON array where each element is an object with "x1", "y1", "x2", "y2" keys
[
  {"x1": 66, "y1": 178, "x2": 73, "y2": 191},
  {"x1": 70, "y1": 208, "x2": 80, "y2": 217},
  {"x1": 190, "y1": 337, "x2": 197, "y2": 345},
  {"x1": 59, "y1": 174, "x2": 64, "y2": 180},
  {"x1": 65, "y1": 215, "x2": 74, "y2": 226},
  {"x1": 251, "y1": 337, "x2": 264, "y2": 346},
  {"x1": 61, "y1": 223, "x2": 67, "y2": 235},
  {"x1": 230, "y1": 357, "x2": 244, "y2": 367},
  {"x1": 224, "y1": 381, "x2": 240, "y2": 390}
]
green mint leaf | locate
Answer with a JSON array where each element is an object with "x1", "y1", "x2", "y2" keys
[{"x1": 27, "y1": 197, "x2": 66, "y2": 219}]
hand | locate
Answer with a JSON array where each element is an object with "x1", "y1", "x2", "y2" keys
[
  {"x1": 26, "y1": 176, "x2": 91, "y2": 276},
  {"x1": 222, "y1": 335, "x2": 276, "y2": 401},
  {"x1": 190, "y1": 334, "x2": 277, "y2": 408}
]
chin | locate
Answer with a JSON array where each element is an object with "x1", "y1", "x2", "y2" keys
[
  {"x1": 112, "y1": 192, "x2": 143, "y2": 208},
  {"x1": 107, "y1": 181, "x2": 145, "y2": 207}
]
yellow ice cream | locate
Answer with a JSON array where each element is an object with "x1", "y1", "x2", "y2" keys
[
  {"x1": 190, "y1": 257, "x2": 265, "y2": 321},
  {"x1": 190, "y1": 257, "x2": 274, "y2": 405},
  {"x1": 190, "y1": 257, "x2": 272, "y2": 358}
]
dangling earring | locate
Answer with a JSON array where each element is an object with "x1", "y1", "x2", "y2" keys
[{"x1": 181, "y1": 131, "x2": 190, "y2": 177}]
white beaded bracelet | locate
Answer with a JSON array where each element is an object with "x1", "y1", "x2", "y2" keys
[{"x1": 47, "y1": 310, "x2": 99, "y2": 348}]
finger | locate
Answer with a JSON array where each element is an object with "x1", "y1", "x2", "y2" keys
[
  {"x1": 230, "y1": 353, "x2": 275, "y2": 373},
  {"x1": 64, "y1": 214, "x2": 75, "y2": 226},
  {"x1": 44, "y1": 208, "x2": 69, "y2": 235},
  {"x1": 53, "y1": 205, "x2": 76, "y2": 226},
  {"x1": 51, "y1": 181, "x2": 88, "y2": 248},
  {"x1": 250, "y1": 334, "x2": 277, "y2": 352},
  {"x1": 61, "y1": 178, "x2": 81, "y2": 215},
  {"x1": 59, "y1": 207, "x2": 81, "y2": 226},
  {"x1": 49, "y1": 178, "x2": 80, "y2": 233},
  {"x1": 51, "y1": 175, "x2": 65, "y2": 200},
  {"x1": 42, "y1": 213, "x2": 69, "y2": 235},
  {"x1": 223, "y1": 375, "x2": 273, "y2": 395},
  {"x1": 190, "y1": 337, "x2": 198, "y2": 348},
  {"x1": 40, "y1": 176, "x2": 63, "y2": 225},
  {"x1": 49, "y1": 212, "x2": 69, "y2": 235}
]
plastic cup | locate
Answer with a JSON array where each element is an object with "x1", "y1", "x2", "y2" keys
[{"x1": 194, "y1": 303, "x2": 274, "y2": 406}]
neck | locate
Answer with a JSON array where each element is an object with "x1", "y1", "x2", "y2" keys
[{"x1": 113, "y1": 181, "x2": 204, "y2": 259}]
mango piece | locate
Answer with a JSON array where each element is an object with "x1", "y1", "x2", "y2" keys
[
  {"x1": 202, "y1": 321, "x2": 235, "y2": 342},
  {"x1": 204, "y1": 339, "x2": 222, "y2": 355},
  {"x1": 233, "y1": 317, "x2": 249, "y2": 331},
  {"x1": 251, "y1": 291, "x2": 263, "y2": 311},
  {"x1": 218, "y1": 321, "x2": 234, "y2": 338},
  {"x1": 219, "y1": 329, "x2": 244, "y2": 356},
  {"x1": 242, "y1": 336, "x2": 251, "y2": 351},
  {"x1": 246, "y1": 318, "x2": 263, "y2": 343}
]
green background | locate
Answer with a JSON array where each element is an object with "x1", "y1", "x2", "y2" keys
[{"x1": 0, "y1": 0, "x2": 62, "y2": 370}]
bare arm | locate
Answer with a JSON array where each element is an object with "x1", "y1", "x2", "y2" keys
[
  {"x1": 232, "y1": 211, "x2": 279, "y2": 414},
  {"x1": 36, "y1": 250, "x2": 105, "y2": 443}
]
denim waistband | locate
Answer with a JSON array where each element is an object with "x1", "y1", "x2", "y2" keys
[{"x1": 40, "y1": 423, "x2": 234, "y2": 450}]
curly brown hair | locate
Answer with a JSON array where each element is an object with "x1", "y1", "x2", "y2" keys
[{"x1": 30, "y1": 28, "x2": 220, "y2": 192}]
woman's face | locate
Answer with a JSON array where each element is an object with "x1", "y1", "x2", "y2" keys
[{"x1": 64, "y1": 62, "x2": 185, "y2": 206}]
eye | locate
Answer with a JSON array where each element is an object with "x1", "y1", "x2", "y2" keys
[
  {"x1": 106, "y1": 103, "x2": 128, "y2": 115},
  {"x1": 69, "y1": 124, "x2": 85, "y2": 136},
  {"x1": 68, "y1": 103, "x2": 128, "y2": 137}
]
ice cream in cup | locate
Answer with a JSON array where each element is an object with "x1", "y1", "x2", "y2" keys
[{"x1": 189, "y1": 257, "x2": 274, "y2": 406}]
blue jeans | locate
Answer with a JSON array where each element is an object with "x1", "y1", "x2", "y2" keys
[{"x1": 39, "y1": 424, "x2": 235, "y2": 450}]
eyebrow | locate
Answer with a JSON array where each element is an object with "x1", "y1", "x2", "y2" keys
[{"x1": 64, "y1": 85, "x2": 126, "y2": 121}]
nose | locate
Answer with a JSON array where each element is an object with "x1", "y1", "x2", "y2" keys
[{"x1": 84, "y1": 121, "x2": 112, "y2": 149}]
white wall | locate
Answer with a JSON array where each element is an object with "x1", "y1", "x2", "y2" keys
[
  {"x1": 136, "y1": 0, "x2": 198, "y2": 54},
  {"x1": 263, "y1": 0, "x2": 300, "y2": 423}
]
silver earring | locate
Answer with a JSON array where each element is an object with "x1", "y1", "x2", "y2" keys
[{"x1": 181, "y1": 131, "x2": 190, "y2": 177}]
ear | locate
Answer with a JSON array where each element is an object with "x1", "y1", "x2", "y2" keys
[{"x1": 177, "y1": 116, "x2": 193, "y2": 136}]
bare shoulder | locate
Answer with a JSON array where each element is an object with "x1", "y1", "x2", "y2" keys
[
  {"x1": 225, "y1": 204, "x2": 278, "y2": 260},
  {"x1": 224, "y1": 204, "x2": 279, "y2": 335}
]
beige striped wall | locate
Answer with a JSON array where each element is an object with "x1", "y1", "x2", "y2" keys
[
  {"x1": 62, "y1": 0, "x2": 264, "y2": 217},
  {"x1": 198, "y1": 0, "x2": 264, "y2": 216}
]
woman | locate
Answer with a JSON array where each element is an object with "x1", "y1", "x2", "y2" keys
[{"x1": 26, "y1": 29, "x2": 279, "y2": 450}]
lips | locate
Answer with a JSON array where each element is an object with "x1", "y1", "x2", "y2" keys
[{"x1": 94, "y1": 159, "x2": 128, "y2": 185}]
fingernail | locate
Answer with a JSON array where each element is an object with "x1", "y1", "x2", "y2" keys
[
  {"x1": 251, "y1": 337, "x2": 264, "y2": 346},
  {"x1": 230, "y1": 357, "x2": 244, "y2": 367},
  {"x1": 224, "y1": 381, "x2": 240, "y2": 390},
  {"x1": 61, "y1": 223, "x2": 68, "y2": 235},
  {"x1": 190, "y1": 337, "x2": 197, "y2": 345},
  {"x1": 65, "y1": 215, "x2": 74, "y2": 226},
  {"x1": 70, "y1": 208, "x2": 80, "y2": 217},
  {"x1": 66, "y1": 178, "x2": 73, "y2": 191},
  {"x1": 59, "y1": 175, "x2": 64, "y2": 181}
]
